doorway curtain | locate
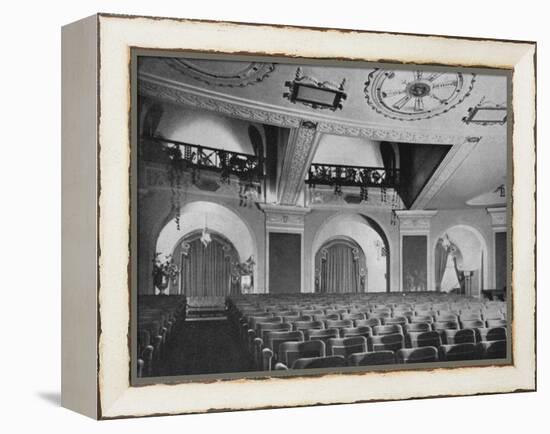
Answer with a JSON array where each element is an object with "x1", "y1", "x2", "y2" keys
[
  {"x1": 180, "y1": 236, "x2": 236, "y2": 297},
  {"x1": 316, "y1": 239, "x2": 364, "y2": 293},
  {"x1": 434, "y1": 238, "x2": 449, "y2": 292}
]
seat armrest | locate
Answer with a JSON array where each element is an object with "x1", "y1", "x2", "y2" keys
[
  {"x1": 274, "y1": 362, "x2": 288, "y2": 370},
  {"x1": 262, "y1": 347, "x2": 274, "y2": 371}
]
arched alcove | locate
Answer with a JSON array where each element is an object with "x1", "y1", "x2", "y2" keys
[
  {"x1": 155, "y1": 201, "x2": 258, "y2": 292},
  {"x1": 312, "y1": 213, "x2": 390, "y2": 292},
  {"x1": 433, "y1": 224, "x2": 489, "y2": 295}
]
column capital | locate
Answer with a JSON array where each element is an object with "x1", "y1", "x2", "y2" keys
[
  {"x1": 395, "y1": 210, "x2": 438, "y2": 233},
  {"x1": 487, "y1": 207, "x2": 507, "y2": 230}
]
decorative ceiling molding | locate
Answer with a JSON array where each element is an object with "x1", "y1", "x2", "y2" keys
[
  {"x1": 140, "y1": 78, "x2": 302, "y2": 128},
  {"x1": 139, "y1": 73, "x2": 471, "y2": 145},
  {"x1": 364, "y1": 69, "x2": 476, "y2": 121},
  {"x1": 316, "y1": 122, "x2": 465, "y2": 145},
  {"x1": 278, "y1": 121, "x2": 321, "y2": 205},
  {"x1": 409, "y1": 136, "x2": 482, "y2": 210},
  {"x1": 165, "y1": 59, "x2": 275, "y2": 87}
]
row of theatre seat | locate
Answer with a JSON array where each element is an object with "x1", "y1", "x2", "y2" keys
[
  {"x1": 137, "y1": 295, "x2": 186, "y2": 377},
  {"x1": 226, "y1": 293, "x2": 508, "y2": 372}
]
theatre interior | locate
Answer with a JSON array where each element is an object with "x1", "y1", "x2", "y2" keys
[{"x1": 135, "y1": 57, "x2": 509, "y2": 378}]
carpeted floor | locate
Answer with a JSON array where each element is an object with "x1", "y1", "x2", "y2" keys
[{"x1": 156, "y1": 319, "x2": 255, "y2": 377}]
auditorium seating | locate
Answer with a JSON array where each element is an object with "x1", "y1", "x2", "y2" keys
[
  {"x1": 226, "y1": 292, "x2": 508, "y2": 372},
  {"x1": 137, "y1": 295, "x2": 186, "y2": 376}
]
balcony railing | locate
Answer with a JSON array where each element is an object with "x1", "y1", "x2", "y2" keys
[
  {"x1": 144, "y1": 136, "x2": 264, "y2": 182},
  {"x1": 306, "y1": 163, "x2": 399, "y2": 189}
]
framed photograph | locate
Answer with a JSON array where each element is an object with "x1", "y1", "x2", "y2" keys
[{"x1": 61, "y1": 13, "x2": 536, "y2": 419}]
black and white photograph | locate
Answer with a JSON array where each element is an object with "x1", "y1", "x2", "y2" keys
[{"x1": 134, "y1": 54, "x2": 511, "y2": 381}]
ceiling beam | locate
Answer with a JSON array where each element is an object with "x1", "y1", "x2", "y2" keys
[{"x1": 277, "y1": 121, "x2": 321, "y2": 206}]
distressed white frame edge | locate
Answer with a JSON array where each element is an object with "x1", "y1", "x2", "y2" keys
[{"x1": 91, "y1": 14, "x2": 535, "y2": 419}]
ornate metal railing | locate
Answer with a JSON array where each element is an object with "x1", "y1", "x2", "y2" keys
[
  {"x1": 305, "y1": 163, "x2": 399, "y2": 188},
  {"x1": 145, "y1": 136, "x2": 264, "y2": 182}
]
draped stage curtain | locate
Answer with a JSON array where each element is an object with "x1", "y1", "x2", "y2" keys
[
  {"x1": 453, "y1": 252, "x2": 466, "y2": 294},
  {"x1": 434, "y1": 239, "x2": 449, "y2": 292},
  {"x1": 318, "y1": 242, "x2": 361, "y2": 293},
  {"x1": 181, "y1": 238, "x2": 233, "y2": 297}
]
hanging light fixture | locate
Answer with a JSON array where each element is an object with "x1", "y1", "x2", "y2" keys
[{"x1": 200, "y1": 215, "x2": 212, "y2": 247}]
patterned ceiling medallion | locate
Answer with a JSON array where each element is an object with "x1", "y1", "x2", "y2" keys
[
  {"x1": 167, "y1": 59, "x2": 275, "y2": 87},
  {"x1": 364, "y1": 69, "x2": 476, "y2": 121}
]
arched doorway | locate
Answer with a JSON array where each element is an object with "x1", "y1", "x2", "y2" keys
[
  {"x1": 315, "y1": 237, "x2": 366, "y2": 293},
  {"x1": 312, "y1": 213, "x2": 390, "y2": 292},
  {"x1": 174, "y1": 231, "x2": 240, "y2": 297},
  {"x1": 155, "y1": 201, "x2": 258, "y2": 293},
  {"x1": 434, "y1": 225, "x2": 488, "y2": 296}
]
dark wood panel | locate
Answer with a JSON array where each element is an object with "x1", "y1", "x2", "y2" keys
[
  {"x1": 495, "y1": 231, "x2": 507, "y2": 289},
  {"x1": 269, "y1": 232, "x2": 301, "y2": 293},
  {"x1": 402, "y1": 235, "x2": 427, "y2": 292}
]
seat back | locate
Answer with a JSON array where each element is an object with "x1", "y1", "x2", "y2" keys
[
  {"x1": 460, "y1": 319, "x2": 485, "y2": 329},
  {"x1": 396, "y1": 347, "x2": 439, "y2": 364},
  {"x1": 258, "y1": 322, "x2": 292, "y2": 341},
  {"x1": 348, "y1": 351, "x2": 396, "y2": 366},
  {"x1": 325, "y1": 319, "x2": 354, "y2": 330},
  {"x1": 370, "y1": 333, "x2": 404, "y2": 352},
  {"x1": 432, "y1": 320, "x2": 459, "y2": 331},
  {"x1": 436, "y1": 313, "x2": 459, "y2": 323},
  {"x1": 373, "y1": 324, "x2": 403, "y2": 336},
  {"x1": 292, "y1": 355, "x2": 347, "y2": 370},
  {"x1": 439, "y1": 343, "x2": 480, "y2": 361},
  {"x1": 340, "y1": 326, "x2": 372, "y2": 339},
  {"x1": 444, "y1": 328, "x2": 476, "y2": 345},
  {"x1": 306, "y1": 328, "x2": 340, "y2": 344},
  {"x1": 478, "y1": 326, "x2": 507, "y2": 342},
  {"x1": 313, "y1": 313, "x2": 340, "y2": 321},
  {"x1": 404, "y1": 322, "x2": 431, "y2": 333},
  {"x1": 293, "y1": 320, "x2": 324, "y2": 333},
  {"x1": 265, "y1": 330, "x2": 304, "y2": 355},
  {"x1": 355, "y1": 318, "x2": 381, "y2": 328},
  {"x1": 486, "y1": 319, "x2": 507, "y2": 328},
  {"x1": 341, "y1": 312, "x2": 366, "y2": 321},
  {"x1": 327, "y1": 336, "x2": 368, "y2": 357},
  {"x1": 480, "y1": 339, "x2": 507, "y2": 359},
  {"x1": 278, "y1": 340, "x2": 326, "y2": 368},
  {"x1": 383, "y1": 316, "x2": 408, "y2": 326},
  {"x1": 409, "y1": 331, "x2": 441, "y2": 348},
  {"x1": 411, "y1": 315, "x2": 434, "y2": 324}
]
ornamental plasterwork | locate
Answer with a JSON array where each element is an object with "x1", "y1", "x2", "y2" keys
[
  {"x1": 139, "y1": 77, "x2": 470, "y2": 145},
  {"x1": 306, "y1": 186, "x2": 404, "y2": 209},
  {"x1": 259, "y1": 203, "x2": 311, "y2": 231},
  {"x1": 395, "y1": 210, "x2": 438, "y2": 232},
  {"x1": 364, "y1": 69, "x2": 476, "y2": 121},
  {"x1": 166, "y1": 59, "x2": 275, "y2": 87},
  {"x1": 140, "y1": 79, "x2": 302, "y2": 128},
  {"x1": 487, "y1": 207, "x2": 507, "y2": 228},
  {"x1": 278, "y1": 122, "x2": 319, "y2": 205}
]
